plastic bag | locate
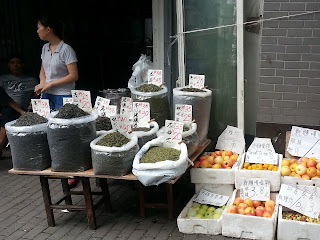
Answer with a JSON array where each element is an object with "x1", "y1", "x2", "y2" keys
[
  {"x1": 132, "y1": 137, "x2": 189, "y2": 186},
  {"x1": 47, "y1": 111, "x2": 98, "y2": 172},
  {"x1": 5, "y1": 120, "x2": 51, "y2": 170},
  {"x1": 90, "y1": 130, "x2": 139, "y2": 176},
  {"x1": 131, "y1": 121, "x2": 159, "y2": 148},
  {"x1": 128, "y1": 54, "x2": 153, "y2": 89}
]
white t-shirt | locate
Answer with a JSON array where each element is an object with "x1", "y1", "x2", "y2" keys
[{"x1": 41, "y1": 40, "x2": 78, "y2": 95}]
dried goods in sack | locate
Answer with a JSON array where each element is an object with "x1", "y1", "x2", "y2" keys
[
  {"x1": 132, "y1": 137, "x2": 189, "y2": 186},
  {"x1": 5, "y1": 113, "x2": 51, "y2": 170},
  {"x1": 173, "y1": 87, "x2": 212, "y2": 145},
  {"x1": 90, "y1": 130, "x2": 139, "y2": 176},
  {"x1": 47, "y1": 104, "x2": 97, "y2": 172},
  {"x1": 131, "y1": 121, "x2": 159, "y2": 148},
  {"x1": 130, "y1": 83, "x2": 170, "y2": 127}
]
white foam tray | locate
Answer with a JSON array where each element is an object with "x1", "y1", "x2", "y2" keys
[
  {"x1": 221, "y1": 190, "x2": 278, "y2": 240},
  {"x1": 190, "y1": 152, "x2": 243, "y2": 185},
  {"x1": 235, "y1": 153, "x2": 282, "y2": 191},
  {"x1": 177, "y1": 193, "x2": 233, "y2": 235},
  {"x1": 277, "y1": 205, "x2": 320, "y2": 240}
]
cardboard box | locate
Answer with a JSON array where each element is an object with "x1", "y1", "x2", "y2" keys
[
  {"x1": 277, "y1": 205, "x2": 320, "y2": 240},
  {"x1": 221, "y1": 190, "x2": 278, "y2": 240},
  {"x1": 235, "y1": 153, "x2": 282, "y2": 192}
]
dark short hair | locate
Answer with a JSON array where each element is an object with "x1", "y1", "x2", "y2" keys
[
  {"x1": 7, "y1": 54, "x2": 24, "y2": 63},
  {"x1": 38, "y1": 15, "x2": 64, "y2": 39}
]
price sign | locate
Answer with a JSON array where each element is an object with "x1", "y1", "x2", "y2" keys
[
  {"x1": 216, "y1": 125, "x2": 245, "y2": 154},
  {"x1": 94, "y1": 96, "x2": 110, "y2": 116},
  {"x1": 110, "y1": 116, "x2": 118, "y2": 130},
  {"x1": 278, "y1": 184, "x2": 320, "y2": 218},
  {"x1": 147, "y1": 69, "x2": 162, "y2": 86},
  {"x1": 110, "y1": 114, "x2": 131, "y2": 134},
  {"x1": 31, "y1": 99, "x2": 50, "y2": 118},
  {"x1": 163, "y1": 120, "x2": 183, "y2": 148},
  {"x1": 245, "y1": 152, "x2": 278, "y2": 165},
  {"x1": 63, "y1": 97, "x2": 73, "y2": 105},
  {"x1": 71, "y1": 90, "x2": 92, "y2": 113},
  {"x1": 194, "y1": 189, "x2": 229, "y2": 206},
  {"x1": 120, "y1": 97, "x2": 133, "y2": 119},
  {"x1": 175, "y1": 104, "x2": 192, "y2": 123},
  {"x1": 240, "y1": 178, "x2": 270, "y2": 201},
  {"x1": 287, "y1": 126, "x2": 320, "y2": 159},
  {"x1": 189, "y1": 74, "x2": 205, "y2": 89},
  {"x1": 132, "y1": 102, "x2": 150, "y2": 128},
  {"x1": 99, "y1": 105, "x2": 117, "y2": 118}
]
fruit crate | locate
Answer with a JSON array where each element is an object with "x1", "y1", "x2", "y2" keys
[
  {"x1": 177, "y1": 192, "x2": 233, "y2": 235},
  {"x1": 281, "y1": 176, "x2": 320, "y2": 187},
  {"x1": 277, "y1": 205, "x2": 320, "y2": 240},
  {"x1": 221, "y1": 190, "x2": 279, "y2": 240},
  {"x1": 194, "y1": 183, "x2": 234, "y2": 196},
  {"x1": 190, "y1": 152, "x2": 244, "y2": 185},
  {"x1": 235, "y1": 153, "x2": 282, "y2": 191}
]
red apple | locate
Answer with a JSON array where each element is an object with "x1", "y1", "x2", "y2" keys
[
  {"x1": 244, "y1": 212, "x2": 255, "y2": 216},
  {"x1": 227, "y1": 205, "x2": 238, "y2": 214},
  {"x1": 212, "y1": 163, "x2": 222, "y2": 168},
  {"x1": 307, "y1": 159, "x2": 317, "y2": 168},
  {"x1": 215, "y1": 151, "x2": 222, "y2": 156},
  {"x1": 262, "y1": 211, "x2": 272, "y2": 218},
  {"x1": 244, "y1": 207, "x2": 255, "y2": 215},
  {"x1": 307, "y1": 167, "x2": 317, "y2": 178},
  {"x1": 225, "y1": 150, "x2": 233, "y2": 157},
  {"x1": 255, "y1": 208, "x2": 264, "y2": 217},
  {"x1": 265, "y1": 200, "x2": 275, "y2": 209},
  {"x1": 193, "y1": 161, "x2": 200, "y2": 168},
  {"x1": 302, "y1": 174, "x2": 311, "y2": 180},
  {"x1": 244, "y1": 198, "x2": 254, "y2": 207},
  {"x1": 238, "y1": 203, "x2": 248, "y2": 211},
  {"x1": 253, "y1": 200, "x2": 262, "y2": 208},
  {"x1": 200, "y1": 160, "x2": 209, "y2": 168},
  {"x1": 233, "y1": 197, "x2": 244, "y2": 206},
  {"x1": 198, "y1": 156, "x2": 206, "y2": 162}
]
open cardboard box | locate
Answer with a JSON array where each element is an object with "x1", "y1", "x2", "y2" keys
[
  {"x1": 277, "y1": 205, "x2": 320, "y2": 240},
  {"x1": 222, "y1": 189, "x2": 278, "y2": 240}
]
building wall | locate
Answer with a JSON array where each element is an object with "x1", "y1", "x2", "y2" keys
[{"x1": 258, "y1": 0, "x2": 320, "y2": 126}]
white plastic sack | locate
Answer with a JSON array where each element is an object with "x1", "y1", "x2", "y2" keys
[
  {"x1": 128, "y1": 54, "x2": 153, "y2": 89},
  {"x1": 131, "y1": 121, "x2": 159, "y2": 148},
  {"x1": 132, "y1": 137, "x2": 189, "y2": 186}
]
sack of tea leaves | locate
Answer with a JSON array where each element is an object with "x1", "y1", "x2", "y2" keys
[
  {"x1": 173, "y1": 87, "x2": 212, "y2": 145},
  {"x1": 96, "y1": 116, "x2": 112, "y2": 135},
  {"x1": 130, "y1": 83, "x2": 170, "y2": 127},
  {"x1": 5, "y1": 113, "x2": 51, "y2": 170},
  {"x1": 47, "y1": 105, "x2": 98, "y2": 172},
  {"x1": 132, "y1": 137, "x2": 189, "y2": 186},
  {"x1": 157, "y1": 122, "x2": 199, "y2": 156},
  {"x1": 131, "y1": 121, "x2": 159, "y2": 148},
  {"x1": 90, "y1": 130, "x2": 139, "y2": 176}
]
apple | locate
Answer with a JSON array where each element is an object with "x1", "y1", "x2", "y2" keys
[
  {"x1": 244, "y1": 207, "x2": 255, "y2": 215},
  {"x1": 255, "y1": 208, "x2": 264, "y2": 217},
  {"x1": 187, "y1": 208, "x2": 197, "y2": 217},
  {"x1": 290, "y1": 172, "x2": 296, "y2": 177},
  {"x1": 207, "y1": 156, "x2": 215, "y2": 165},
  {"x1": 317, "y1": 162, "x2": 320, "y2": 170},
  {"x1": 210, "y1": 152, "x2": 216, "y2": 157},
  {"x1": 317, "y1": 169, "x2": 320, "y2": 176},
  {"x1": 215, "y1": 150, "x2": 222, "y2": 156},
  {"x1": 238, "y1": 208, "x2": 245, "y2": 215},
  {"x1": 223, "y1": 156, "x2": 230, "y2": 161},
  {"x1": 192, "y1": 202, "x2": 201, "y2": 208},
  {"x1": 227, "y1": 205, "x2": 238, "y2": 213},
  {"x1": 281, "y1": 159, "x2": 290, "y2": 167},
  {"x1": 238, "y1": 203, "x2": 248, "y2": 211},
  {"x1": 193, "y1": 161, "x2": 200, "y2": 168},
  {"x1": 307, "y1": 159, "x2": 317, "y2": 168},
  {"x1": 253, "y1": 200, "x2": 262, "y2": 208},
  {"x1": 197, "y1": 208, "x2": 206, "y2": 216},
  {"x1": 244, "y1": 212, "x2": 255, "y2": 216},
  {"x1": 301, "y1": 174, "x2": 311, "y2": 180},
  {"x1": 212, "y1": 212, "x2": 222, "y2": 219},
  {"x1": 307, "y1": 167, "x2": 317, "y2": 178},
  {"x1": 265, "y1": 200, "x2": 275, "y2": 209},
  {"x1": 212, "y1": 163, "x2": 222, "y2": 168},
  {"x1": 262, "y1": 211, "x2": 272, "y2": 218},
  {"x1": 204, "y1": 211, "x2": 214, "y2": 219},
  {"x1": 195, "y1": 213, "x2": 204, "y2": 218},
  {"x1": 192, "y1": 206, "x2": 200, "y2": 211},
  {"x1": 300, "y1": 157, "x2": 309, "y2": 163},
  {"x1": 214, "y1": 156, "x2": 224, "y2": 164},
  {"x1": 295, "y1": 173, "x2": 302, "y2": 178},
  {"x1": 207, "y1": 206, "x2": 216, "y2": 212},
  {"x1": 200, "y1": 160, "x2": 209, "y2": 168},
  {"x1": 201, "y1": 204, "x2": 209, "y2": 211},
  {"x1": 221, "y1": 160, "x2": 231, "y2": 168},
  {"x1": 225, "y1": 150, "x2": 233, "y2": 156},
  {"x1": 233, "y1": 197, "x2": 244, "y2": 206},
  {"x1": 281, "y1": 166, "x2": 291, "y2": 176},
  {"x1": 290, "y1": 163, "x2": 298, "y2": 172},
  {"x1": 198, "y1": 156, "x2": 206, "y2": 162},
  {"x1": 265, "y1": 205, "x2": 274, "y2": 213},
  {"x1": 244, "y1": 198, "x2": 254, "y2": 207},
  {"x1": 230, "y1": 154, "x2": 238, "y2": 161},
  {"x1": 289, "y1": 158, "x2": 297, "y2": 165},
  {"x1": 228, "y1": 158, "x2": 236, "y2": 167},
  {"x1": 295, "y1": 164, "x2": 307, "y2": 175}
]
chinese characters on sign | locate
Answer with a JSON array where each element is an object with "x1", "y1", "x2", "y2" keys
[
  {"x1": 175, "y1": 104, "x2": 192, "y2": 123},
  {"x1": 94, "y1": 96, "x2": 110, "y2": 117},
  {"x1": 216, "y1": 125, "x2": 245, "y2": 155},
  {"x1": 110, "y1": 115, "x2": 131, "y2": 134},
  {"x1": 63, "y1": 97, "x2": 73, "y2": 105},
  {"x1": 189, "y1": 74, "x2": 205, "y2": 89},
  {"x1": 31, "y1": 99, "x2": 50, "y2": 118},
  {"x1": 147, "y1": 69, "x2": 162, "y2": 86},
  {"x1": 120, "y1": 97, "x2": 133, "y2": 119},
  {"x1": 194, "y1": 189, "x2": 229, "y2": 206},
  {"x1": 71, "y1": 90, "x2": 92, "y2": 113},
  {"x1": 240, "y1": 178, "x2": 270, "y2": 201},
  {"x1": 163, "y1": 120, "x2": 183, "y2": 148},
  {"x1": 245, "y1": 138, "x2": 278, "y2": 165},
  {"x1": 132, "y1": 102, "x2": 150, "y2": 128}
]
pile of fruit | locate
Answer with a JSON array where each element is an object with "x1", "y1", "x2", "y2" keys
[
  {"x1": 193, "y1": 150, "x2": 239, "y2": 169},
  {"x1": 242, "y1": 163, "x2": 278, "y2": 171},
  {"x1": 280, "y1": 157, "x2": 320, "y2": 180},
  {"x1": 227, "y1": 197, "x2": 275, "y2": 218},
  {"x1": 185, "y1": 202, "x2": 226, "y2": 219},
  {"x1": 283, "y1": 211, "x2": 320, "y2": 223}
]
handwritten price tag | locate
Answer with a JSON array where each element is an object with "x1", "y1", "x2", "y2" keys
[
  {"x1": 194, "y1": 189, "x2": 229, "y2": 206},
  {"x1": 278, "y1": 184, "x2": 320, "y2": 218},
  {"x1": 132, "y1": 102, "x2": 150, "y2": 128},
  {"x1": 189, "y1": 74, "x2": 205, "y2": 89},
  {"x1": 63, "y1": 97, "x2": 73, "y2": 105},
  {"x1": 216, "y1": 125, "x2": 245, "y2": 154},
  {"x1": 71, "y1": 90, "x2": 92, "y2": 113},
  {"x1": 240, "y1": 178, "x2": 270, "y2": 201},
  {"x1": 175, "y1": 104, "x2": 192, "y2": 123},
  {"x1": 99, "y1": 105, "x2": 117, "y2": 118},
  {"x1": 31, "y1": 99, "x2": 50, "y2": 118},
  {"x1": 163, "y1": 120, "x2": 183, "y2": 148},
  {"x1": 110, "y1": 115, "x2": 131, "y2": 134},
  {"x1": 245, "y1": 152, "x2": 278, "y2": 165},
  {"x1": 120, "y1": 97, "x2": 133, "y2": 119},
  {"x1": 147, "y1": 69, "x2": 162, "y2": 86}
]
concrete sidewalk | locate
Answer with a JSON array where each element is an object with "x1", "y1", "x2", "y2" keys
[{"x1": 0, "y1": 148, "x2": 234, "y2": 240}]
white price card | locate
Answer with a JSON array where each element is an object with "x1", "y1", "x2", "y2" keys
[
  {"x1": 194, "y1": 189, "x2": 229, "y2": 207},
  {"x1": 94, "y1": 96, "x2": 110, "y2": 117},
  {"x1": 175, "y1": 104, "x2": 192, "y2": 123},
  {"x1": 120, "y1": 97, "x2": 133, "y2": 118},
  {"x1": 110, "y1": 116, "x2": 118, "y2": 130},
  {"x1": 110, "y1": 115, "x2": 131, "y2": 134},
  {"x1": 216, "y1": 125, "x2": 245, "y2": 154},
  {"x1": 240, "y1": 178, "x2": 270, "y2": 201},
  {"x1": 132, "y1": 102, "x2": 150, "y2": 128},
  {"x1": 63, "y1": 97, "x2": 73, "y2": 105},
  {"x1": 278, "y1": 184, "x2": 320, "y2": 219},
  {"x1": 163, "y1": 120, "x2": 184, "y2": 148},
  {"x1": 245, "y1": 152, "x2": 278, "y2": 165},
  {"x1": 287, "y1": 126, "x2": 320, "y2": 159},
  {"x1": 71, "y1": 90, "x2": 92, "y2": 113},
  {"x1": 147, "y1": 69, "x2": 162, "y2": 86},
  {"x1": 100, "y1": 105, "x2": 117, "y2": 118},
  {"x1": 189, "y1": 74, "x2": 205, "y2": 89},
  {"x1": 31, "y1": 99, "x2": 50, "y2": 118}
]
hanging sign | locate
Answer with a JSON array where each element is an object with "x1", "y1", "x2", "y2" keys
[
  {"x1": 240, "y1": 178, "x2": 271, "y2": 201},
  {"x1": 163, "y1": 120, "x2": 183, "y2": 148},
  {"x1": 31, "y1": 99, "x2": 50, "y2": 118},
  {"x1": 189, "y1": 74, "x2": 205, "y2": 89},
  {"x1": 147, "y1": 69, "x2": 163, "y2": 86},
  {"x1": 175, "y1": 104, "x2": 192, "y2": 123},
  {"x1": 132, "y1": 102, "x2": 150, "y2": 128},
  {"x1": 194, "y1": 189, "x2": 229, "y2": 207},
  {"x1": 71, "y1": 90, "x2": 92, "y2": 113}
]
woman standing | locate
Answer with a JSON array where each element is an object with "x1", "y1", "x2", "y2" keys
[{"x1": 35, "y1": 15, "x2": 78, "y2": 111}]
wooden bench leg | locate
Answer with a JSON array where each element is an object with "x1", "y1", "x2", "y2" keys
[
  {"x1": 81, "y1": 178, "x2": 96, "y2": 230},
  {"x1": 99, "y1": 178, "x2": 112, "y2": 212},
  {"x1": 40, "y1": 176, "x2": 55, "y2": 227},
  {"x1": 138, "y1": 182, "x2": 145, "y2": 218},
  {"x1": 61, "y1": 179, "x2": 73, "y2": 205},
  {"x1": 166, "y1": 184, "x2": 173, "y2": 219}
]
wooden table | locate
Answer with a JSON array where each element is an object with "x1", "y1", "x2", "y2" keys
[{"x1": 9, "y1": 140, "x2": 210, "y2": 229}]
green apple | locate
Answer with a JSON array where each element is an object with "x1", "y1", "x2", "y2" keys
[
  {"x1": 214, "y1": 208, "x2": 224, "y2": 214},
  {"x1": 186, "y1": 208, "x2": 197, "y2": 217},
  {"x1": 195, "y1": 213, "x2": 204, "y2": 218},
  {"x1": 207, "y1": 206, "x2": 216, "y2": 212},
  {"x1": 201, "y1": 204, "x2": 209, "y2": 211},
  {"x1": 212, "y1": 212, "x2": 221, "y2": 219},
  {"x1": 192, "y1": 206, "x2": 200, "y2": 211},
  {"x1": 204, "y1": 211, "x2": 214, "y2": 219},
  {"x1": 192, "y1": 202, "x2": 201, "y2": 208},
  {"x1": 197, "y1": 208, "x2": 206, "y2": 216}
]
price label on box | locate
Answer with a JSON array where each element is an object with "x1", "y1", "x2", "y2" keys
[
  {"x1": 216, "y1": 125, "x2": 245, "y2": 154},
  {"x1": 132, "y1": 102, "x2": 150, "y2": 128},
  {"x1": 240, "y1": 178, "x2": 270, "y2": 201},
  {"x1": 31, "y1": 99, "x2": 50, "y2": 118},
  {"x1": 278, "y1": 184, "x2": 320, "y2": 218},
  {"x1": 63, "y1": 97, "x2": 73, "y2": 105},
  {"x1": 175, "y1": 104, "x2": 192, "y2": 123},
  {"x1": 120, "y1": 97, "x2": 133, "y2": 119},
  {"x1": 110, "y1": 114, "x2": 131, "y2": 134},
  {"x1": 194, "y1": 189, "x2": 229, "y2": 206},
  {"x1": 147, "y1": 69, "x2": 162, "y2": 86},
  {"x1": 189, "y1": 74, "x2": 205, "y2": 89},
  {"x1": 163, "y1": 120, "x2": 183, "y2": 148},
  {"x1": 71, "y1": 90, "x2": 92, "y2": 113}
]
